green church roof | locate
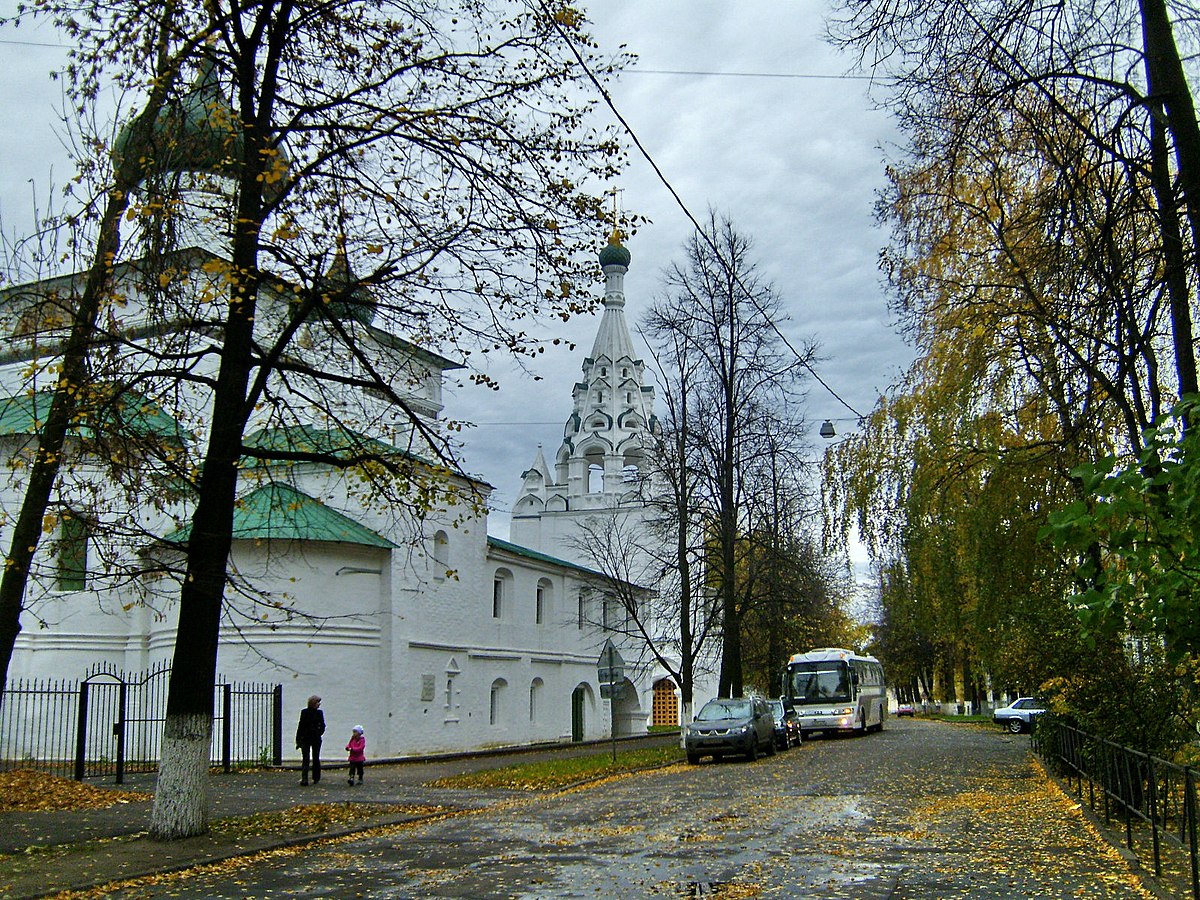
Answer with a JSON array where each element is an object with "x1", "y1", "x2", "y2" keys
[
  {"x1": 241, "y1": 424, "x2": 396, "y2": 467},
  {"x1": 164, "y1": 482, "x2": 396, "y2": 548},
  {"x1": 0, "y1": 389, "x2": 191, "y2": 446}
]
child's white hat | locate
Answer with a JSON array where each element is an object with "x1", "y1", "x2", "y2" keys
[{"x1": 353, "y1": 725, "x2": 364, "y2": 733}]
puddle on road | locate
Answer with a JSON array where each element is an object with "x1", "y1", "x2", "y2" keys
[{"x1": 499, "y1": 794, "x2": 896, "y2": 899}]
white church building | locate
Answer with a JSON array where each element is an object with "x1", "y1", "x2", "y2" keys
[{"x1": 0, "y1": 66, "x2": 690, "y2": 762}]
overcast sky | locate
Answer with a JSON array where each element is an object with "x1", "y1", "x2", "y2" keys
[
  {"x1": 0, "y1": 1, "x2": 914, "y2": 543},
  {"x1": 457, "y1": 1, "x2": 913, "y2": 539}
]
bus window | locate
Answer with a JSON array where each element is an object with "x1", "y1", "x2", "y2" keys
[{"x1": 790, "y1": 663, "x2": 850, "y2": 702}]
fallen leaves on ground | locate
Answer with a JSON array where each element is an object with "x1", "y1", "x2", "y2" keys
[
  {"x1": 0, "y1": 769, "x2": 151, "y2": 812},
  {"x1": 212, "y1": 802, "x2": 445, "y2": 838}
]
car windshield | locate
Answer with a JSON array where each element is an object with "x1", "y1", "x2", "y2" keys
[
  {"x1": 697, "y1": 699, "x2": 752, "y2": 721},
  {"x1": 770, "y1": 701, "x2": 784, "y2": 715},
  {"x1": 789, "y1": 662, "x2": 850, "y2": 702}
]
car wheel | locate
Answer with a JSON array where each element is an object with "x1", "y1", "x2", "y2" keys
[
  {"x1": 765, "y1": 734, "x2": 776, "y2": 756},
  {"x1": 687, "y1": 751, "x2": 700, "y2": 765},
  {"x1": 1007, "y1": 718, "x2": 1024, "y2": 734},
  {"x1": 746, "y1": 741, "x2": 757, "y2": 762}
]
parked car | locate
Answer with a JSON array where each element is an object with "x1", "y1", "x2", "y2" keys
[
  {"x1": 770, "y1": 698, "x2": 802, "y2": 749},
  {"x1": 685, "y1": 697, "x2": 777, "y2": 763},
  {"x1": 993, "y1": 697, "x2": 1047, "y2": 733},
  {"x1": 895, "y1": 702, "x2": 915, "y2": 718}
]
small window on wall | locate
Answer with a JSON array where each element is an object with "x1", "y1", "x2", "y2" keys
[
  {"x1": 536, "y1": 578, "x2": 552, "y2": 625},
  {"x1": 492, "y1": 568, "x2": 514, "y2": 619},
  {"x1": 577, "y1": 591, "x2": 587, "y2": 629},
  {"x1": 490, "y1": 678, "x2": 507, "y2": 725},
  {"x1": 57, "y1": 513, "x2": 88, "y2": 592},
  {"x1": 530, "y1": 678, "x2": 543, "y2": 723},
  {"x1": 433, "y1": 530, "x2": 449, "y2": 579}
]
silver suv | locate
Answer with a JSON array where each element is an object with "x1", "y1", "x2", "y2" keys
[{"x1": 993, "y1": 697, "x2": 1047, "y2": 733}]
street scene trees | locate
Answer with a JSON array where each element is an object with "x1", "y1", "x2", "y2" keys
[
  {"x1": 6, "y1": 0, "x2": 1200, "y2": 868},
  {"x1": 826, "y1": 0, "x2": 1200, "y2": 753}
]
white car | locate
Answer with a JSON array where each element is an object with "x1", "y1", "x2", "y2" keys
[{"x1": 993, "y1": 697, "x2": 1047, "y2": 733}]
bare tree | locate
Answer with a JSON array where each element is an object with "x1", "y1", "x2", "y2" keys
[{"x1": 644, "y1": 213, "x2": 815, "y2": 699}]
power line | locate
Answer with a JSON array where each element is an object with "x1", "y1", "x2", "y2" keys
[
  {"x1": 543, "y1": 6, "x2": 869, "y2": 420},
  {"x1": 636, "y1": 68, "x2": 884, "y2": 82},
  {"x1": 0, "y1": 38, "x2": 69, "y2": 49}
]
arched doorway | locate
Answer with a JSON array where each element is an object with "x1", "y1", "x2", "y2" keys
[
  {"x1": 571, "y1": 684, "x2": 587, "y2": 742},
  {"x1": 651, "y1": 678, "x2": 679, "y2": 727}
]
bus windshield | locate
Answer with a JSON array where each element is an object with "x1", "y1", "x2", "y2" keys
[{"x1": 789, "y1": 662, "x2": 850, "y2": 703}]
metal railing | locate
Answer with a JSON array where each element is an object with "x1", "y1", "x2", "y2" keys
[
  {"x1": 1034, "y1": 719, "x2": 1200, "y2": 898},
  {"x1": 1, "y1": 661, "x2": 283, "y2": 782}
]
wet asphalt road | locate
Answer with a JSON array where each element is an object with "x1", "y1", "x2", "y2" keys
[{"x1": 105, "y1": 719, "x2": 1153, "y2": 899}]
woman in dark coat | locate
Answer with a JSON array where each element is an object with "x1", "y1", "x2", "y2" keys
[{"x1": 295, "y1": 695, "x2": 326, "y2": 785}]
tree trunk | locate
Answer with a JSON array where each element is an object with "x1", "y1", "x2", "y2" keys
[
  {"x1": 953, "y1": 652, "x2": 967, "y2": 713},
  {"x1": 149, "y1": 77, "x2": 269, "y2": 834},
  {"x1": 1140, "y1": 0, "x2": 1200, "y2": 399},
  {"x1": 148, "y1": 712, "x2": 211, "y2": 839}
]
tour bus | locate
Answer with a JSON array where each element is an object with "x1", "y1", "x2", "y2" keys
[{"x1": 784, "y1": 647, "x2": 887, "y2": 737}]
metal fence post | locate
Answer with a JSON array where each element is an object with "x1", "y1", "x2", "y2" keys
[
  {"x1": 1186, "y1": 768, "x2": 1199, "y2": 900},
  {"x1": 221, "y1": 683, "x2": 232, "y2": 774},
  {"x1": 114, "y1": 681, "x2": 127, "y2": 785},
  {"x1": 272, "y1": 685, "x2": 283, "y2": 766},
  {"x1": 73, "y1": 681, "x2": 89, "y2": 782},
  {"x1": 1149, "y1": 756, "x2": 1162, "y2": 877}
]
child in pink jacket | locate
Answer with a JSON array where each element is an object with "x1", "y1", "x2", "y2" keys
[{"x1": 346, "y1": 725, "x2": 366, "y2": 785}]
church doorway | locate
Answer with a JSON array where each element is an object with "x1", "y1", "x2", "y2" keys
[{"x1": 651, "y1": 678, "x2": 679, "y2": 727}]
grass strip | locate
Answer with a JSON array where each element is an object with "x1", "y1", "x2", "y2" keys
[{"x1": 429, "y1": 745, "x2": 684, "y2": 791}]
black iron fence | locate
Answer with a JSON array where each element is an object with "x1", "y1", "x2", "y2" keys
[
  {"x1": 0, "y1": 661, "x2": 283, "y2": 783},
  {"x1": 1034, "y1": 719, "x2": 1200, "y2": 899}
]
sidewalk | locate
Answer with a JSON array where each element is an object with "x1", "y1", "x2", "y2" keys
[{"x1": 1, "y1": 737, "x2": 672, "y2": 899}]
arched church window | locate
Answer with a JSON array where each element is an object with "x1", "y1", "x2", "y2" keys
[
  {"x1": 530, "y1": 678, "x2": 543, "y2": 723},
  {"x1": 588, "y1": 463, "x2": 604, "y2": 493},
  {"x1": 493, "y1": 568, "x2": 513, "y2": 618},
  {"x1": 596, "y1": 390, "x2": 603, "y2": 404},
  {"x1": 490, "y1": 678, "x2": 507, "y2": 725},
  {"x1": 432, "y1": 530, "x2": 449, "y2": 580}
]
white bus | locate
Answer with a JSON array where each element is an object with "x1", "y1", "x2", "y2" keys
[{"x1": 784, "y1": 647, "x2": 887, "y2": 737}]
